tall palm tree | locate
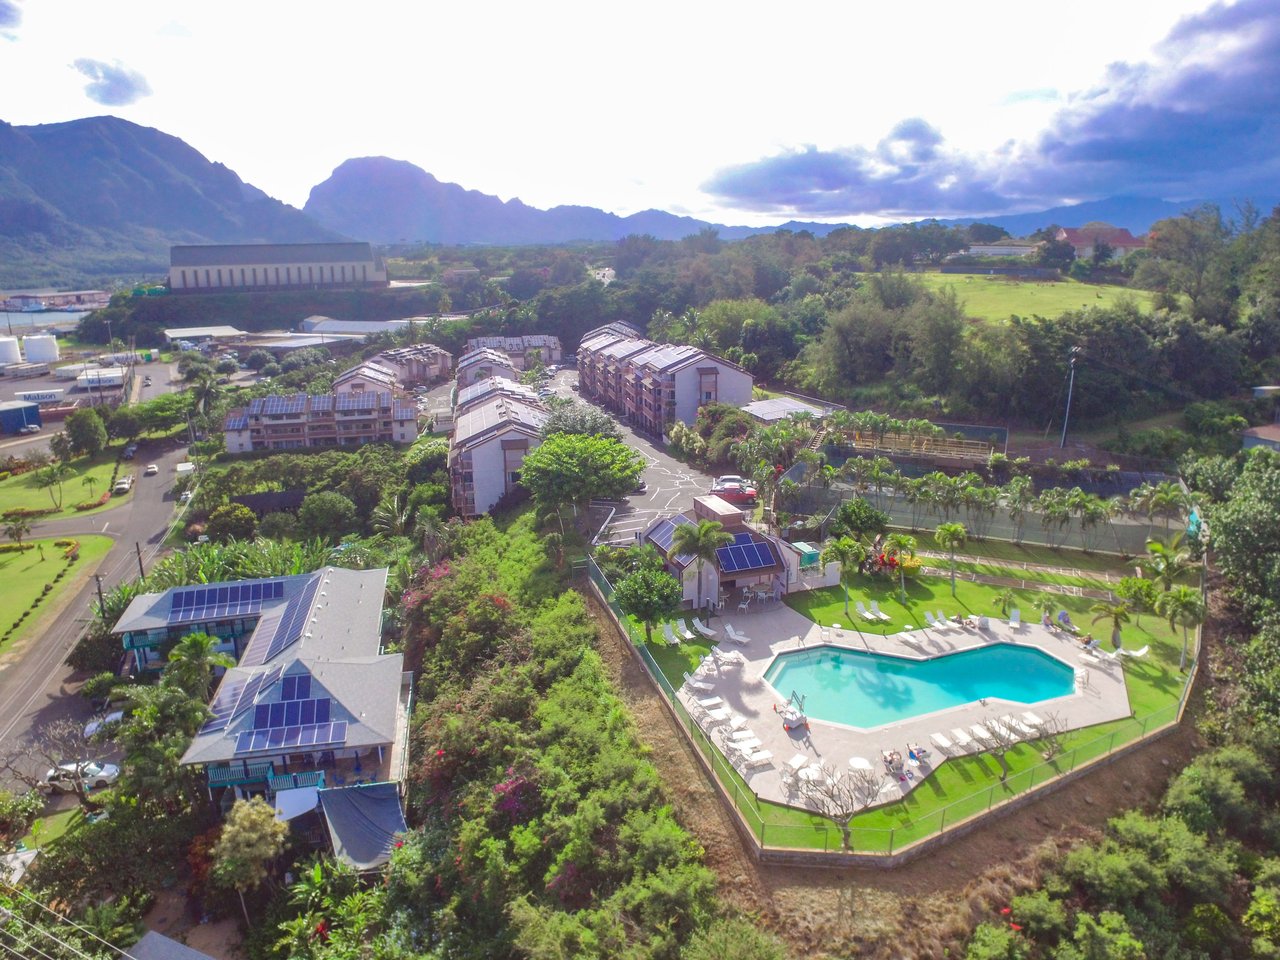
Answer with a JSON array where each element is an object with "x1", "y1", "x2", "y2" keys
[
  {"x1": 1150, "y1": 480, "x2": 1189, "y2": 534},
  {"x1": 1140, "y1": 535, "x2": 1193, "y2": 592},
  {"x1": 1156, "y1": 585, "x2": 1206, "y2": 670},
  {"x1": 884, "y1": 533, "x2": 917, "y2": 603},
  {"x1": 670, "y1": 519, "x2": 733, "y2": 613},
  {"x1": 165, "y1": 632, "x2": 235, "y2": 699},
  {"x1": 934, "y1": 522, "x2": 967, "y2": 597},
  {"x1": 1004, "y1": 476, "x2": 1035, "y2": 544},
  {"x1": 371, "y1": 493, "x2": 413, "y2": 538},
  {"x1": 1089, "y1": 600, "x2": 1132, "y2": 649},
  {"x1": 821, "y1": 537, "x2": 867, "y2": 617}
]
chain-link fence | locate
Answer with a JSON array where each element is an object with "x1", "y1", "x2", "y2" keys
[{"x1": 588, "y1": 557, "x2": 1196, "y2": 858}]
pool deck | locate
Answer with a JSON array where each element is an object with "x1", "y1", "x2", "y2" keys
[{"x1": 674, "y1": 603, "x2": 1134, "y2": 813}]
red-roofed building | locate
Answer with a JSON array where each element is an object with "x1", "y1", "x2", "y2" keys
[{"x1": 1055, "y1": 226, "x2": 1147, "y2": 261}]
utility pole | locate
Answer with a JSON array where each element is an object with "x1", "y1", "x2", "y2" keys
[
  {"x1": 135, "y1": 541, "x2": 145, "y2": 581},
  {"x1": 93, "y1": 574, "x2": 107, "y2": 620},
  {"x1": 1060, "y1": 346, "x2": 1082, "y2": 450}
]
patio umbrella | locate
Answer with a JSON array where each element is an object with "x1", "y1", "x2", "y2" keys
[{"x1": 848, "y1": 756, "x2": 874, "y2": 771}]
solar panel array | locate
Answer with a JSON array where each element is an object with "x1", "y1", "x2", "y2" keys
[
  {"x1": 232, "y1": 664, "x2": 284, "y2": 721},
  {"x1": 199, "y1": 663, "x2": 284, "y2": 734},
  {"x1": 238, "y1": 575, "x2": 320, "y2": 666},
  {"x1": 732, "y1": 532, "x2": 754, "y2": 546},
  {"x1": 234, "y1": 720, "x2": 347, "y2": 755},
  {"x1": 280, "y1": 674, "x2": 312, "y2": 701},
  {"x1": 335, "y1": 391, "x2": 387, "y2": 411},
  {"x1": 255, "y1": 394, "x2": 307, "y2": 416},
  {"x1": 648, "y1": 515, "x2": 693, "y2": 552},
  {"x1": 310, "y1": 394, "x2": 334, "y2": 412},
  {"x1": 225, "y1": 413, "x2": 249, "y2": 431},
  {"x1": 252, "y1": 697, "x2": 331, "y2": 730},
  {"x1": 168, "y1": 580, "x2": 286, "y2": 624},
  {"x1": 716, "y1": 540, "x2": 775, "y2": 573}
]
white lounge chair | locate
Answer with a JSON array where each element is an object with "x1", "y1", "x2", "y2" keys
[
  {"x1": 704, "y1": 707, "x2": 732, "y2": 723},
  {"x1": 728, "y1": 728, "x2": 758, "y2": 740},
  {"x1": 949, "y1": 727, "x2": 974, "y2": 749},
  {"x1": 725, "y1": 624, "x2": 752, "y2": 645},
  {"x1": 1022, "y1": 711, "x2": 1045, "y2": 728},
  {"x1": 971, "y1": 724, "x2": 995, "y2": 744},
  {"x1": 978, "y1": 616, "x2": 991, "y2": 631},
  {"x1": 901, "y1": 630, "x2": 926, "y2": 651},
  {"x1": 1009, "y1": 608, "x2": 1021, "y2": 629},
  {"x1": 729, "y1": 737, "x2": 762, "y2": 754},
  {"x1": 935, "y1": 610, "x2": 957, "y2": 630},
  {"x1": 743, "y1": 750, "x2": 773, "y2": 768},
  {"x1": 692, "y1": 617, "x2": 717, "y2": 639},
  {"x1": 662, "y1": 622, "x2": 681, "y2": 646},
  {"x1": 676, "y1": 619, "x2": 696, "y2": 641},
  {"x1": 924, "y1": 611, "x2": 940, "y2": 630},
  {"x1": 855, "y1": 601, "x2": 877, "y2": 622},
  {"x1": 929, "y1": 732, "x2": 953, "y2": 753},
  {"x1": 682, "y1": 672, "x2": 714, "y2": 692},
  {"x1": 696, "y1": 696, "x2": 723, "y2": 709},
  {"x1": 1118, "y1": 645, "x2": 1150, "y2": 659},
  {"x1": 711, "y1": 647, "x2": 746, "y2": 666},
  {"x1": 989, "y1": 719, "x2": 1017, "y2": 739},
  {"x1": 870, "y1": 600, "x2": 892, "y2": 622},
  {"x1": 1002, "y1": 714, "x2": 1036, "y2": 736}
]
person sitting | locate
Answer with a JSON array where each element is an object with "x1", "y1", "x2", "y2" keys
[
  {"x1": 1041, "y1": 611, "x2": 1054, "y2": 629},
  {"x1": 1083, "y1": 634, "x2": 1101, "y2": 651},
  {"x1": 1057, "y1": 610, "x2": 1077, "y2": 632}
]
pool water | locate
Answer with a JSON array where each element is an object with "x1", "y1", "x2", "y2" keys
[{"x1": 763, "y1": 643, "x2": 1074, "y2": 729}]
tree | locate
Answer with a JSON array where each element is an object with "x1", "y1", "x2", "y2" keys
[
  {"x1": 205, "y1": 503, "x2": 258, "y2": 543},
  {"x1": 0, "y1": 718, "x2": 100, "y2": 808},
  {"x1": 976, "y1": 714, "x2": 1023, "y2": 781},
  {"x1": 4, "y1": 516, "x2": 32, "y2": 551},
  {"x1": 49, "y1": 430, "x2": 74, "y2": 463},
  {"x1": 1115, "y1": 576, "x2": 1158, "y2": 627},
  {"x1": 884, "y1": 533, "x2": 917, "y2": 603},
  {"x1": 830, "y1": 496, "x2": 890, "y2": 541},
  {"x1": 298, "y1": 491, "x2": 358, "y2": 542},
  {"x1": 799, "y1": 760, "x2": 885, "y2": 850},
  {"x1": 1157, "y1": 585, "x2": 1206, "y2": 671},
  {"x1": 212, "y1": 796, "x2": 288, "y2": 924},
  {"x1": 613, "y1": 568, "x2": 683, "y2": 645},
  {"x1": 165, "y1": 632, "x2": 234, "y2": 699},
  {"x1": 1140, "y1": 535, "x2": 1193, "y2": 592},
  {"x1": 821, "y1": 537, "x2": 867, "y2": 617},
  {"x1": 371, "y1": 493, "x2": 413, "y2": 538},
  {"x1": 519, "y1": 433, "x2": 644, "y2": 520},
  {"x1": 64, "y1": 408, "x2": 107, "y2": 458},
  {"x1": 1089, "y1": 600, "x2": 1131, "y2": 650},
  {"x1": 33, "y1": 462, "x2": 73, "y2": 509},
  {"x1": 541, "y1": 402, "x2": 621, "y2": 440},
  {"x1": 106, "y1": 405, "x2": 142, "y2": 440},
  {"x1": 671, "y1": 519, "x2": 734, "y2": 612},
  {"x1": 935, "y1": 521, "x2": 967, "y2": 596},
  {"x1": 245, "y1": 348, "x2": 275, "y2": 370},
  {"x1": 1208, "y1": 450, "x2": 1280, "y2": 607}
]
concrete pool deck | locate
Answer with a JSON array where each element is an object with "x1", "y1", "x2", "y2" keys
[{"x1": 675, "y1": 602, "x2": 1134, "y2": 813}]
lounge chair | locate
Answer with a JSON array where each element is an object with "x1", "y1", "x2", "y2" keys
[
  {"x1": 1118, "y1": 645, "x2": 1150, "y2": 659},
  {"x1": 949, "y1": 727, "x2": 974, "y2": 749},
  {"x1": 855, "y1": 601, "x2": 877, "y2": 622},
  {"x1": 978, "y1": 616, "x2": 991, "y2": 632},
  {"x1": 936, "y1": 610, "x2": 958, "y2": 630},
  {"x1": 662, "y1": 622, "x2": 681, "y2": 646},
  {"x1": 676, "y1": 619, "x2": 696, "y2": 641},
  {"x1": 711, "y1": 647, "x2": 746, "y2": 666},
  {"x1": 729, "y1": 737, "x2": 762, "y2": 754},
  {"x1": 696, "y1": 696, "x2": 723, "y2": 709},
  {"x1": 929, "y1": 732, "x2": 953, "y2": 753},
  {"x1": 743, "y1": 750, "x2": 773, "y2": 768},
  {"x1": 725, "y1": 624, "x2": 752, "y2": 645},
  {"x1": 1009, "y1": 608, "x2": 1021, "y2": 629},
  {"x1": 692, "y1": 617, "x2": 717, "y2": 639},
  {"x1": 1079, "y1": 651, "x2": 1102, "y2": 665},
  {"x1": 989, "y1": 718, "x2": 1017, "y2": 739},
  {"x1": 1002, "y1": 714, "x2": 1036, "y2": 736},
  {"x1": 901, "y1": 631, "x2": 926, "y2": 651},
  {"x1": 924, "y1": 611, "x2": 940, "y2": 630},
  {"x1": 682, "y1": 672, "x2": 714, "y2": 692},
  {"x1": 704, "y1": 707, "x2": 732, "y2": 723},
  {"x1": 970, "y1": 724, "x2": 995, "y2": 744},
  {"x1": 870, "y1": 600, "x2": 892, "y2": 622},
  {"x1": 728, "y1": 728, "x2": 758, "y2": 741},
  {"x1": 1022, "y1": 711, "x2": 1045, "y2": 728}
]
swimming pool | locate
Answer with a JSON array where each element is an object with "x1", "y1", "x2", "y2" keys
[{"x1": 763, "y1": 643, "x2": 1075, "y2": 729}]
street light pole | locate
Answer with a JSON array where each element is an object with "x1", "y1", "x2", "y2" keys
[{"x1": 1060, "y1": 347, "x2": 1081, "y2": 449}]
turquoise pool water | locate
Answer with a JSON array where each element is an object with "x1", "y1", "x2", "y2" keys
[{"x1": 763, "y1": 643, "x2": 1074, "y2": 729}]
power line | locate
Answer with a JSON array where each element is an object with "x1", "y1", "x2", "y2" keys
[
  {"x1": 0, "y1": 885, "x2": 135, "y2": 960},
  {"x1": 0, "y1": 910, "x2": 86, "y2": 960}
]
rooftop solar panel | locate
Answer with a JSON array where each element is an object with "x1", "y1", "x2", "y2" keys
[
  {"x1": 233, "y1": 719, "x2": 348, "y2": 755},
  {"x1": 716, "y1": 540, "x2": 775, "y2": 573},
  {"x1": 252, "y1": 697, "x2": 331, "y2": 730},
  {"x1": 200, "y1": 678, "x2": 245, "y2": 733},
  {"x1": 280, "y1": 674, "x2": 312, "y2": 701},
  {"x1": 732, "y1": 532, "x2": 753, "y2": 546}
]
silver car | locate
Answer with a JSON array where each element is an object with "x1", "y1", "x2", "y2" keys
[{"x1": 42, "y1": 760, "x2": 120, "y2": 792}]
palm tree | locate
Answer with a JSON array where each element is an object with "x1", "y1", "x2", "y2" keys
[
  {"x1": 1156, "y1": 585, "x2": 1206, "y2": 670},
  {"x1": 992, "y1": 587, "x2": 1017, "y2": 617},
  {"x1": 670, "y1": 519, "x2": 733, "y2": 613},
  {"x1": 1004, "y1": 476, "x2": 1035, "y2": 544},
  {"x1": 934, "y1": 522, "x2": 967, "y2": 597},
  {"x1": 884, "y1": 533, "x2": 917, "y2": 603},
  {"x1": 4, "y1": 516, "x2": 32, "y2": 552},
  {"x1": 821, "y1": 537, "x2": 867, "y2": 617},
  {"x1": 1140, "y1": 535, "x2": 1193, "y2": 592},
  {"x1": 165, "y1": 632, "x2": 235, "y2": 699},
  {"x1": 371, "y1": 493, "x2": 413, "y2": 538},
  {"x1": 81, "y1": 475, "x2": 97, "y2": 500},
  {"x1": 1089, "y1": 600, "x2": 1131, "y2": 650},
  {"x1": 1150, "y1": 480, "x2": 1189, "y2": 534}
]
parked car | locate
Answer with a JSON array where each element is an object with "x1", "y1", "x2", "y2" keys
[
  {"x1": 83, "y1": 710, "x2": 124, "y2": 739},
  {"x1": 112, "y1": 475, "x2": 134, "y2": 495},
  {"x1": 123, "y1": 444, "x2": 137, "y2": 460},
  {"x1": 17, "y1": 423, "x2": 40, "y2": 434},
  {"x1": 631, "y1": 479, "x2": 648, "y2": 495},
  {"x1": 42, "y1": 760, "x2": 120, "y2": 793},
  {"x1": 144, "y1": 464, "x2": 158, "y2": 476},
  {"x1": 710, "y1": 481, "x2": 757, "y2": 505},
  {"x1": 179, "y1": 491, "x2": 192, "y2": 504},
  {"x1": 715, "y1": 475, "x2": 745, "y2": 487}
]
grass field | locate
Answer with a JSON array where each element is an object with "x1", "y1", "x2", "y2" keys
[
  {"x1": 0, "y1": 452, "x2": 127, "y2": 520},
  {"x1": 0, "y1": 536, "x2": 113, "y2": 656},
  {"x1": 913, "y1": 271, "x2": 1154, "y2": 322},
  {"x1": 624, "y1": 546, "x2": 1191, "y2": 854},
  {"x1": 21, "y1": 806, "x2": 83, "y2": 849}
]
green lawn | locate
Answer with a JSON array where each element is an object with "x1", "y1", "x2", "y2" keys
[
  {"x1": 0, "y1": 536, "x2": 113, "y2": 655},
  {"x1": 913, "y1": 271, "x2": 1154, "y2": 322},
  {"x1": 0, "y1": 451, "x2": 128, "y2": 520},
  {"x1": 21, "y1": 806, "x2": 83, "y2": 849},
  {"x1": 631, "y1": 561, "x2": 1192, "y2": 854},
  {"x1": 907, "y1": 529, "x2": 1139, "y2": 572}
]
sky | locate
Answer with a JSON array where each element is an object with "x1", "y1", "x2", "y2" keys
[{"x1": 1, "y1": 0, "x2": 1276, "y2": 226}]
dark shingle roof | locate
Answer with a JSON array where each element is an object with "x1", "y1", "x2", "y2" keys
[{"x1": 171, "y1": 243, "x2": 377, "y2": 267}]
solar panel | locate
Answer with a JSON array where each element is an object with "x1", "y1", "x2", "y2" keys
[
  {"x1": 732, "y1": 532, "x2": 753, "y2": 546},
  {"x1": 251, "y1": 697, "x2": 331, "y2": 730},
  {"x1": 280, "y1": 674, "x2": 312, "y2": 701},
  {"x1": 263, "y1": 577, "x2": 320, "y2": 663},
  {"x1": 167, "y1": 579, "x2": 287, "y2": 624},
  {"x1": 648, "y1": 515, "x2": 693, "y2": 552},
  {"x1": 201, "y1": 678, "x2": 245, "y2": 733},
  {"x1": 716, "y1": 540, "x2": 775, "y2": 573},
  {"x1": 260, "y1": 394, "x2": 307, "y2": 416},
  {"x1": 234, "y1": 719, "x2": 348, "y2": 755}
]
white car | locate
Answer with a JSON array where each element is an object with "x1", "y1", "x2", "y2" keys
[
  {"x1": 83, "y1": 710, "x2": 124, "y2": 738},
  {"x1": 144, "y1": 464, "x2": 158, "y2": 476},
  {"x1": 42, "y1": 760, "x2": 120, "y2": 792}
]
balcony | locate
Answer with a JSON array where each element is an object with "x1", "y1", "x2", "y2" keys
[{"x1": 207, "y1": 759, "x2": 275, "y2": 787}]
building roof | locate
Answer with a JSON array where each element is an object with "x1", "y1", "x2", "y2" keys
[
  {"x1": 171, "y1": 243, "x2": 377, "y2": 267},
  {"x1": 298, "y1": 317, "x2": 409, "y2": 335},
  {"x1": 1243, "y1": 424, "x2": 1280, "y2": 443},
  {"x1": 0, "y1": 400, "x2": 37, "y2": 412},
  {"x1": 742, "y1": 397, "x2": 827, "y2": 422},
  {"x1": 581, "y1": 321, "x2": 643, "y2": 343},
  {"x1": 163, "y1": 325, "x2": 247, "y2": 340},
  {"x1": 335, "y1": 361, "x2": 398, "y2": 389},
  {"x1": 631, "y1": 343, "x2": 703, "y2": 373},
  {"x1": 456, "y1": 347, "x2": 517, "y2": 371},
  {"x1": 597, "y1": 336, "x2": 657, "y2": 362},
  {"x1": 223, "y1": 392, "x2": 417, "y2": 428},
  {"x1": 451, "y1": 395, "x2": 547, "y2": 452},
  {"x1": 455, "y1": 376, "x2": 541, "y2": 413},
  {"x1": 464, "y1": 334, "x2": 561, "y2": 352},
  {"x1": 129, "y1": 931, "x2": 218, "y2": 960}
]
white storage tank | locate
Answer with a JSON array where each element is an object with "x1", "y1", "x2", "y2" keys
[
  {"x1": 22, "y1": 335, "x2": 60, "y2": 363},
  {"x1": 0, "y1": 336, "x2": 20, "y2": 365}
]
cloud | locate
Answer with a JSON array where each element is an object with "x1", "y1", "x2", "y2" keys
[
  {"x1": 0, "y1": 1, "x2": 20, "y2": 30},
  {"x1": 72, "y1": 58, "x2": 153, "y2": 106},
  {"x1": 705, "y1": 0, "x2": 1280, "y2": 218}
]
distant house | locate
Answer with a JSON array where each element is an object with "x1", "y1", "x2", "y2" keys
[
  {"x1": 376, "y1": 342, "x2": 453, "y2": 383},
  {"x1": 742, "y1": 396, "x2": 828, "y2": 425},
  {"x1": 964, "y1": 240, "x2": 1041, "y2": 258},
  {"x1": 333, "y1": 361, "x2": 399, "y2": 395},
  {"x1": 1242, "y1": 424, "x2": 1280, "y2": 453},
  {"x1": 1055, "y1": 227, "x2": 1146, "y2": 261},
  {"x1": 169, "y1": 243, "x2": 388, "y2": 293},
  {"x1": 463, "y1": 335, "x2": 562, "y2": 370},
  {"x1": 223, "y1": 392, "x2": 419, "y2": 453},
  {"x1": 455, "y1": 347, "x2": 518, "y2": 386},
  {"x1": 448, "y1": 395, "x2": 547, "y2": 517}
]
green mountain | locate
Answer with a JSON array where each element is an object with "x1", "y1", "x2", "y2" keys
[{"x1": 0, "y1": 116, "x2": 343, "y2": 289}]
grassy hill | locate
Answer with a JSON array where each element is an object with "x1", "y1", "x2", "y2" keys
[{"x1": 914, "y1": 272, "x2": 1154, "y2": 322}]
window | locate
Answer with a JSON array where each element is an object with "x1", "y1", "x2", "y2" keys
[
  {"x1": 205, "y1": 269, "x2": 211, "y2": 286},
  {"x1": 508, "y1": 471, "x2": 522, "y2": 485},
  {"x1": 252, "y1": 268, "x2": 258, "y2": 286},
  {"x1": 703, "y1": 391, "x2": 713, "y2": 401},
  {"x1": 286, "y1": 267, "x2": 292, "y2": 284},
  {"x1": 240, "y1": 268, "x2": 246, "y2": 285}
]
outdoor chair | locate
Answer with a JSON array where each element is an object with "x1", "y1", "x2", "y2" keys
[
  {"x1": 675, "y1": 619, "x2": 696, "y2": 641},
  {"x1": 1022, "y1": 711, "x2": 1046, "y2": 728},
  {"x1": 1009, "y1": 608, "x2": 1022, "y2": 629},
  {"x1": 949, "y1": 727, "x2": 974, "y2": 749},
  {"x1": 935, "y1": 610, "x2": 957, "y2": 630},
  {"x1": 662, "y1": 622, "x2": 680, "y2": 646},
  {"x1": 929, "y1": 732, "x2": 953, "y2": 753},
  {"x1": 692, "y1": 617, "x2": 716, "y2": 638},
  {"x1": 870, "y1": 600, "x2": 892, "y2": 622},
  {"x1": 1118, "y1": 645, "x2": 1150, "y2": 659},
  {"x1": 855, "y1": 601, "x2": 877, "y2": 622}
]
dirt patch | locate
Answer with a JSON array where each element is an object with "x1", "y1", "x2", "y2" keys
[
  {"x1": 582, "y1": 581, "x2": 1200, "y2": 958},
  {"x1": 142, "y1": 889, "x2": 244, "y2": 960}
]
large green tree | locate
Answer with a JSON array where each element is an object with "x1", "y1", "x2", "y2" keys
[
  {"x1": 212, "y1": 796, "x2": 289, "y2": 924},
  {"x1": 298, "y1": 491, "x2": 358, "y2": 542},
  {"x1": 205, "y1": 503, "x2": 258, "y2": 544},
  {"x1": 613, "y1": 568, "x2": 683, "y2": 644},
  {"x1": 64, "y1": 408, "x2": 107, "y2": 458},
  {"x1": 519, "y1": 432, "x2": 644, "y2": 518}
]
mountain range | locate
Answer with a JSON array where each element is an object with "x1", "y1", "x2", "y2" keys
[{"x1": 0, "y1": 115, "x2": 1253, "y2": 289}]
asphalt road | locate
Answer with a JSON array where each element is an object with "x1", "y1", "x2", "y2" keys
[{"x1": 0, "y1": 361, "x2": 188, "y2": 765}]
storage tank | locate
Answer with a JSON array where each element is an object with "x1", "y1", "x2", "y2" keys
[
  {"x1": 22, "y1": 335, "x2": 60, "y2": 363},
  {"x1": 0, "y1": 336, "x2": 20, "y2": 365}
]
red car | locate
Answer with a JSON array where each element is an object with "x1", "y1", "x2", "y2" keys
[{"x1": 710, "y1": 482, "x2": 757, "y2": 505}]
